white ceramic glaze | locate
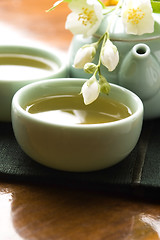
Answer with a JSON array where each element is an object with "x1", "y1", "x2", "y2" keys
[
  {"x1": 68, "y1": 13, "x2": 160, "y2": 119},
  {"x1": 11, "y1": 78, "x2": 143, "y2": 172},
  {"x1": 0, "y1": 45, "x2": 68, "y2": 122}
]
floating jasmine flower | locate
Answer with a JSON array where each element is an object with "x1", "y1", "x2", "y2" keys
[
  {"x1": 65, "y1": 0, "x2": 103, "y2": 37},
  {"x1": 122, "y1": 0, "x2": 154, "y2": 35},
  {"x1": 81, "y1": 76, "x2": 100, "y2": 105},
  {"x1": 101, "y1": 39, "x2": 119, "y2": 72},
  {"x1": 73, "y1": 44, "x2": 97, "y2": 69}
]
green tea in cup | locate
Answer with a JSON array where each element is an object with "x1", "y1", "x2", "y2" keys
[
  {"x1": 12, "y1": 79, "x2": 143, "y2": 171},
  {"x1": 0, "y1": 54, "x2": 58, "y2": 80},
  {"x1": 25, "y1": 94, "x2": 132, "y2": 125}
]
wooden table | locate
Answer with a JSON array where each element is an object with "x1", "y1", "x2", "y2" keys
[{"x1": 0, "y1": 1, "x2": 160, "y2": 239}]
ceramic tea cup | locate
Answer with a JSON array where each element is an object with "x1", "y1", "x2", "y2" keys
[
  {"x1": 0, "y1": 44, "x2": 68, "y2": 122},
  {"x1": 11, "y1": 78, "x2": 143, "y2": 172}
]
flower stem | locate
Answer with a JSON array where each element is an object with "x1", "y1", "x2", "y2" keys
[{"x1": 97, "y1": 32, "x2": 108, "y2": 75}]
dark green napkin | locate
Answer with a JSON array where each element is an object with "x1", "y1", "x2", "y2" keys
[{"x1": 0, "y1": 120, "x2": 159, "y2": 192}]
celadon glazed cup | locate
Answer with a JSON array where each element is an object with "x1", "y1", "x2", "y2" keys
[
  {"x1": 11, "y1": 78, "x2": 143, "y2": 172},
  {"x1": 0, "y1": 45, "x2": 68, "y2": 122}
]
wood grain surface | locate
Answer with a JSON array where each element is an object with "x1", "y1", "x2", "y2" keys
[{"x1": 0, "y1": 1, "x2": 160, "y2": 239}]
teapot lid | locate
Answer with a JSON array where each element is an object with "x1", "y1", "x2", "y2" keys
[{"x1": 94, "y1": 12, "x2": 160, "y2": 41}]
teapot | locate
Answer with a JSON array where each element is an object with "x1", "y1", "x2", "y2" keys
[{"x1": 68, "y1": 12, "x2": 160, "y2": 119}]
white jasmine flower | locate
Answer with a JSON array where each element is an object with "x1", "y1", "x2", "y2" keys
[
  {"x1": 81, "y1": 76, "x2": 100, "y2": 105},
  {"x1": 65, "y1": 0, "x2": 103, "y2": 37},
  {"x1": 101, "y1": 39, "x2": 119, "y2": 72},
  {"x1": 73, "y1": 44, "x2": 96, "y2": 69},
  {"x1": 122, "y1": 0, "x2": 154, "y2": 35}
]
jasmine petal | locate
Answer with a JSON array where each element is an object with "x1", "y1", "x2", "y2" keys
[
  {"x1": 101, "y1": 39, "x2": 119, "y2": 72},
  {"x1": 65, "y1": 0, "x2": 103, "y2": 37},
  {"x1": 122, "y1": 0, "x2": 154, "y2": 35},
  {"x1": 73, "y1": 44, "x2": 96, "y2": 69},
  {"x1": 81, "y1": 76, "x2": 100, "y2": 105}
]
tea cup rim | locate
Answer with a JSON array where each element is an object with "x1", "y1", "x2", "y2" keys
[
  {"x1": 12, "y1": 78, "x2": 144, "y2": 129},
  {"x1": 0, "y1": 44, "x2": 67, "y2": 83}
]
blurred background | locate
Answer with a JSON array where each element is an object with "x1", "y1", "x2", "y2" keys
[
  {"x1": 0, "y1": 0, "x2": 119, "y2": 51},
  {"x1": 0, "y1": 0, "x2": 72, "y2": 50}
]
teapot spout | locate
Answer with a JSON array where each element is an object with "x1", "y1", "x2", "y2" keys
[
  {"x1": 133, "y1": 43, "x2": 150, "y2": 56},
  {"x1": 119, "y1": 43, "x2": 160, "y2": 100}
]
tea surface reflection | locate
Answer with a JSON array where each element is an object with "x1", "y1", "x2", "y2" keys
[{"x1": 25, "y1": 94, "x2": 132, "y2": 125}]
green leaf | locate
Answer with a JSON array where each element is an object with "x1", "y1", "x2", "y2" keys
[
  {"x1": 46, "y1": 0, "x2": 63, "y2": 12},
  {"x1": 46, "y1": 0, "x2": 71, "y2": 12},
  {"x1": 151, "y1": 0, "x2": 160, "y2": 13}
]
